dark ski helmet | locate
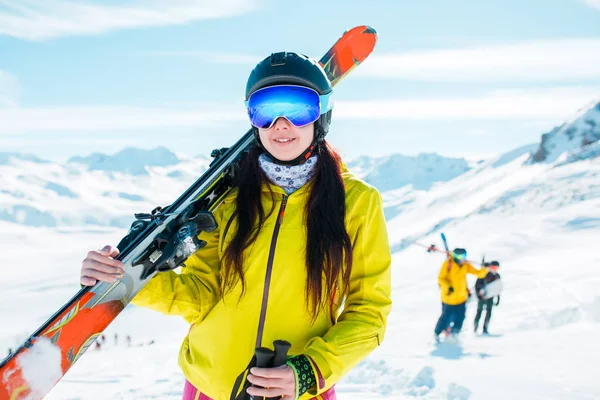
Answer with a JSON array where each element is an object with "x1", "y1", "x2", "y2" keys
[
  {"x1": 452, "y1": 248, "x2": 467, "y2": 261},
  {"x1": 245, "y1": 51, "x2": 333, "y2": 165},
  {"x1": 489, "y1": 261, "x2": 500, "y2": 267}
]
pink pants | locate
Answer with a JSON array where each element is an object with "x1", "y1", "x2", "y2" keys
[
  {"x1": 182, "y1": 380, "x2": 211, "y2": 400},
  {"x1": 182, "y1": 380, "x2": 337, "y2": 400}
]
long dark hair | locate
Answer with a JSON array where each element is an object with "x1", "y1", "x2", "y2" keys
[{"x1": 222, "y1": 141, "x2": 353, "y2": 320}]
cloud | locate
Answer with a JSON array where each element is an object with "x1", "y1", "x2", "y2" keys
[
  {"x1": 1, "y1": 87, "x2": 598, "y2": 135},
  {"x1": 141, "y1": 51, "x2": 261, "y2": 65},
  {"x1": 334, "y1": 87, "x2": 600, "y2": 120},
  {"x1": 582, "y1": 0, "x2": 600, "y2": 10},
  {"x1": 0, "y1": 0, "x2": 257, "y2": 40},
  {"x1": 357, "y1": 38, "x2": 600, "y2": 82},
  {"x1": 0, "y1": 70, "x2": 20, "y2": 107},
  {"x1": 0, "y1": 103, "x2": 247, "y2": 135}
]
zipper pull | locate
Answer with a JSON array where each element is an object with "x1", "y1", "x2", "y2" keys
[{"x1": 278, "y1": 195, "x2": 288, "y2": 224}]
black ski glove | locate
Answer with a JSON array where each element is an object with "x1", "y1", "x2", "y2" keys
[{"x1": 448, "y1": 287, "x2": 454, "y2": 295}]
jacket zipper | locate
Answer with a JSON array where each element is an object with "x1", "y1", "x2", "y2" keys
[{"x1": 255, "y1": 194, "x2": 288, "y2": 348}]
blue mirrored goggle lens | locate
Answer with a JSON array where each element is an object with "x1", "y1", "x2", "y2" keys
[{"x1": 246, "y1": 85, "x2": 330, "y2": 129}]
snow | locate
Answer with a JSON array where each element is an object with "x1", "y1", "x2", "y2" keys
[
  {"x1": 14, "y1": 338, "x2": 63, "y2": 400},
  {"x1": 1, "y1": 104, "x2": 600, "y2": 399}
]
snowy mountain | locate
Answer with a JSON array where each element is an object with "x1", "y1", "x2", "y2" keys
[
  {"x1": 380, "y1": 100, "x2": 600, "y2": 251},
  {"x1": 3, "y1": 99, "x2": 599, "y2": 231},
  {"x1": 531, "y1": 100, "x2": 600, "y2": 163},
  {"x1": 0, "y1": 148, "x2": 469, "y2": 228},
  {"x1": 387, "y1": 137, "x2": 600, "y2": 251},
  {"x1": 0, "y1": 152, "x2": 50, "y2": 165},
  {"x1": 67, "y1": 146, "x2": 182, "y2": 175},
  {"x1": 0, "y1": 151, "x2": 212, "y2": 228},
  {"x1": 347, "y1": 153, "x2": 474, "y2": 192}
]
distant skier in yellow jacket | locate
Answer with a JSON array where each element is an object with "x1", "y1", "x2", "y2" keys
[{"x1": 434, "y1": 248, "x2": 488, "y2": 342}]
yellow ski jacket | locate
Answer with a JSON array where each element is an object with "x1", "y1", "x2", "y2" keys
[
  {"x1": 132, "y1": 171, "x2": 392, "y2": 399},
  {"x1": 438, "y1": 259, "x2": 488, "y2": 305}
]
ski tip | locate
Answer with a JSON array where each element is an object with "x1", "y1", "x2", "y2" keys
[
  {"x1": 346, "y1": 25, "x2": 378, "y2": 46},
  {"x1": 343, "y1": 25, "x2": 376, "y2": 35},
  {"x1": 319, "y1": 25, "x2": 378, "y2": 86},
  {"x1": 362, "y1": 26, "x2": 377, "y2": 35}
]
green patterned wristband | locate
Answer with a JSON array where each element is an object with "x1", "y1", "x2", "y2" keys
[{"x1": 286, "y1": 355, "x2": 316, "y2": 399}]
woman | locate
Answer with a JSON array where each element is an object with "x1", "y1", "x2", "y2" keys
[{"x1": 80, "y1": 51, "x2": 392, "y2": 400}]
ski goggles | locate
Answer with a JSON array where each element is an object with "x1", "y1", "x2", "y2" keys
[
  {"x1": 452, "y1": 252, "x2": 467, "y2": 260},
  {"x1": 245, "y1": 85, "x2": 333, "y2": 129}
]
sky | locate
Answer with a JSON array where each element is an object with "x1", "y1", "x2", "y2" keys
[{"x1": 0, "y1": 0, "x2": 600, "y2": 162}]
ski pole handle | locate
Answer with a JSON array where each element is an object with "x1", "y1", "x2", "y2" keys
[
  {"x1": 250, "y1": 342, "x2": 290, "y2": 400},
  {"x1": 262, "y1": 340, "x2": 292, "y2": 400},
  {"x1": 250, "y1": 348, "x2": 275, "y2": 400},
  {"x1": 254, "y1": 347, "x2": 275, "y2": 368},
  {"x1": 272, "y1": 340, "x2": 291, "y2": 367}
]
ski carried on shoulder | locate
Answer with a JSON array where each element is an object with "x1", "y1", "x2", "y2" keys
[{"x1": 0, "y1": 25, "x2": 378, "y2": 400}]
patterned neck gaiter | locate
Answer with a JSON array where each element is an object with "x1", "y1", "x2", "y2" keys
[{"x1": 258, "y1": 153, "x2": 318, "y2": 195}]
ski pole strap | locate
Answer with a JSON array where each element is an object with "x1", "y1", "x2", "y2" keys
[{"x1": 230, "y1": 353, "x2": 257, "y2": 400}]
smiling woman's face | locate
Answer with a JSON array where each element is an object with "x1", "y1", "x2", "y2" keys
[{"x1": 257, "y1": 118, "x2": 314, "y2": 161}]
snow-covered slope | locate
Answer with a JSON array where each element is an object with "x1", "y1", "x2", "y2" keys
[
  {"x1": 376, "y1": 142, "x2": 600, "y2": 399},
  {"x1": 532, "y1": 101, "x2": 600, "y2": 163}
]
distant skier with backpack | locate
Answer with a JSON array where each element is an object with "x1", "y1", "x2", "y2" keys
[
  {"x1": 434, "y1": 248, "x2": 488, "y2": 342},
  {"x1": 474, "y1": 261, "x2": 501, "y2": 335}
]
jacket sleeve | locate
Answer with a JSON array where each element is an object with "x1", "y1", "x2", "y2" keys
[
  {"x1": 467, "y1": 263, "x2": 488, "y2": 279},
  {"x1": 438, "y1": 261, "x2": 451, "y2": 292},
  {"x1": 131, "y1": 208, "x2": 222, "y2": 324},
  {"x1": 302, "y1": 188, "x2": 392, "y2": 396}
]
